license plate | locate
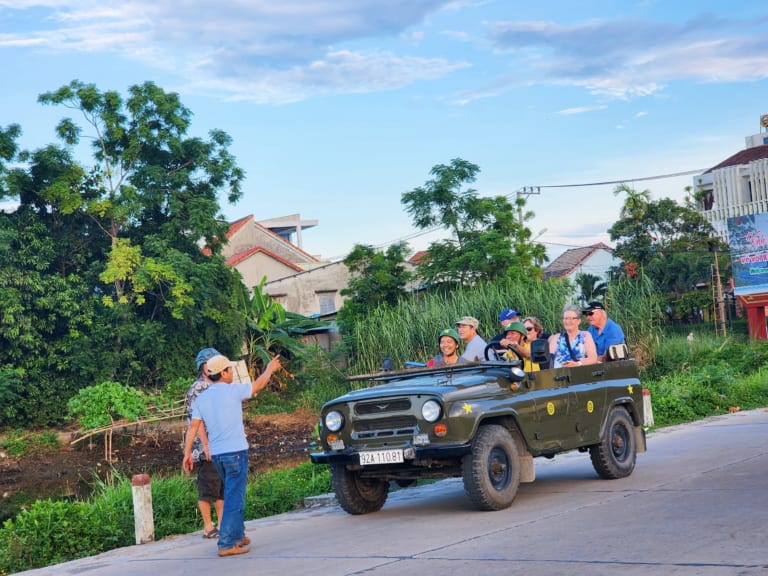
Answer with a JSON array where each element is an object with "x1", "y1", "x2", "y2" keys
[{"x1": 359, "y1": 449, "x2": 404, "y2": 466}]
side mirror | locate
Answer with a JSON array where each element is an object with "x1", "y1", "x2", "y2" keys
[{"x1": 530, "y1": 338, "x2": 550, "y2": 369}]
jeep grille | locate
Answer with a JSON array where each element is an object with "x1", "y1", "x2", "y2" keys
[
  {"x1": 353, "y1": 415, "x2": 418, "y2": 439},
  {"x1": 355, "y1": 398, "x2": 411, "y2": 415}
]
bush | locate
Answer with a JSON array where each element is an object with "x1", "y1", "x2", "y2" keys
[{"x1": 66, "y1": 381, "x2": 150, "y2": 430}]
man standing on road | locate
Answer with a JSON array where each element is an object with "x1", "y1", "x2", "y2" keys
[
  {"x1": 185, "y1": 348, "x2": 225, "y2": 540},
  {"x1": 183, "y1": 354, "x2": 282, "y2": 557},
  {"x1": 583, "y1": 301, "x2": 626, "y2": 361}
]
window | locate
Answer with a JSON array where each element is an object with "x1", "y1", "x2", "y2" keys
[{"x1": 317, "y1": 291, "x2": 337, "y2": 315}]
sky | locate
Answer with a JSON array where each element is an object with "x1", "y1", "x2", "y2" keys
[{"x1": 2, "y1": 0, "x2": 768, "y2": 263}]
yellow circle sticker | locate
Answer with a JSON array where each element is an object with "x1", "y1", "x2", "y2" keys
[
  {"x1": 587, "y1": 400, "x2": 594, "y2": 413},
  {"x1": 547, "y1": 401, "x2": 555, "y2": 416}
]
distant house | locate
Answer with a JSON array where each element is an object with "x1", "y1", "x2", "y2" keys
[{"x1": 543, "y1": 242, "x2": 621, "y2": 286}]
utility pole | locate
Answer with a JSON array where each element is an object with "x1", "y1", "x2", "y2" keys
[
  {"x1": 713, "y1": 246, "x2": 727, "y2": 337},
  {"x1": 516, "y1": 187, "x2": 541, "y2": 226}
]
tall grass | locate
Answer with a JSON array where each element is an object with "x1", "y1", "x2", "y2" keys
[
  {"x1": 349, "y1": 278, "x2": 573, "y2": 374},
  {"x1": 647, "y1": 332, "x2": 768, "y2": 427},
  {"x1": 348, "y1": 274, "x2": 664, "y2": 374}
]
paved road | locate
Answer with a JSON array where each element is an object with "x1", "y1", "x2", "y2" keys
[{"x1": 17, "y1": 408, "x2": 768, "y2": 576}]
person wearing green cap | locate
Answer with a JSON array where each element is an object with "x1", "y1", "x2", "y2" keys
[
  {"x1": 500, "y1": 321, "x2": 540, "y2": 372},
  {"x1": 426, "y1": 328, "x2": 468, "y2": 367}
]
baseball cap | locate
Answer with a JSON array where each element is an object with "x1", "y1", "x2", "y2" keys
[
  {"x1": 499, "y1": 309, "x2": 519, "y2": 322},
  {"x1": 455, "y1": 316, "x2": 479, "y2": 329},
  {"x1": 205, "y1": 355, "x2": 231, "y2": 376},
  {"x1": 582, "y1": 301, "x2": 606, "y2": 313},
  {"x1": 195, "y1": 347, "x2": 221, "y2": 371}
]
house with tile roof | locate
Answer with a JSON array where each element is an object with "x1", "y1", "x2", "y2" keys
[
  {"x1": 695, "y1": 129, "x2": 768, "y2": 244},
  {"x1": 542, "y1": 242, "x2": 621, "y2": 286},
  {"x1": 694, "y1": 121, "x2": 768, "y2": 340},
  {"x1": 541, "y1": 242, "x2": 621, "y2": 307},
  {"x1": 212, "y1": 214, "x2": 350, "y2": 321}
]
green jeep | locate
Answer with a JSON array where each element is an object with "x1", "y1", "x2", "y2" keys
[{"x1": 310, "y1": 342, "x2": 646, "y2": 514}]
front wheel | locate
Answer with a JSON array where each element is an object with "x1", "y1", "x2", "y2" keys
[
  {"x1": 590, "y1": 406, "x2": 637, "y2": 479},
  {"x1": 462, "y1": 424, "x2": 521, "y2": 511},
  {"x1": 331, "y1": 463, "x2": 389, "y2": 515}
]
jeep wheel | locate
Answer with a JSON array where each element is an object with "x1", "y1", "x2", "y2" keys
[
  {"x1": 462, "y1": 424, "x2": 520, "y2": 511},
  {"x1": 331, "y1": 463, "x2": 389, "y2": 515},
  {"x1": 590, "y1": 406, "x2": 636, "y2": 479}
]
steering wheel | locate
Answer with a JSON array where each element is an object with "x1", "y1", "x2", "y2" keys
[{"x1": 484, "y1": 342, "x2": 522, "y2": 363}]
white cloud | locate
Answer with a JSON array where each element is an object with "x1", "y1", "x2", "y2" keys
[
  {"x1": 0, "y1": 0, "x2": 460, "y2": 103},
  {"x1": 488, "y1": 14, "x2": 768, "y2": 99},
  {"x1": 558, "y1": 105, "x2": 607, "y2": 115}
]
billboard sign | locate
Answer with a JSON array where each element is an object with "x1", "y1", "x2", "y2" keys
[{"x1": 728, "y1": 212, "x2": 768, "y2": 296}]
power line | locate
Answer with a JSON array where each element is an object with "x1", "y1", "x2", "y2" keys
[
  {"x1": 331, "y1": 167, "x2": 708, "y2": 260},
  {"x1": 530, "y1": 168, "x2": 706, "y2": 189}
]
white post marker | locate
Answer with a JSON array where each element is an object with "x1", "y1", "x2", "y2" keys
[
  {"x1": 642, "y1": 388, "x2": 654, "y2": 428},
  {"x1": 131, "y1": 473, "x2": 155, "y2": 544}
]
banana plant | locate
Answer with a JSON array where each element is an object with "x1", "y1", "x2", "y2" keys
[{"x1": 241, "y1": 276, "x2": 327, "y2": 383}]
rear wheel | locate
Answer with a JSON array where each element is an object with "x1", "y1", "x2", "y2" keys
[
  {"x1": 331, "y1": 463, "x2": 389, "y2": 515},
  {"x1": 462, "y1": 425, "x2": 520, "y2": 511},
  {"x1": 590, "y1": 406, "x2": 637, "y2": 479}
]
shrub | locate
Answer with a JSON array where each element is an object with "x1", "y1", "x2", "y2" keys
[{"x1": 66, "y1": 381, "x2": 150, "y2": 430}]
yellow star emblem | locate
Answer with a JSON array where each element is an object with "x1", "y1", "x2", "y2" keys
[
  {"x1": 627, "y1": 385, "x2": 634, "y2": 395},
  {"x1": 463, "y1": 403, "x2": 472, "y2": 414}
]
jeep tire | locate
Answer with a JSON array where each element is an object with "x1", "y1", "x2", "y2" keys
[
  {"x1": 462, "y1": 424, "x2": 521, "y2": 511},
  {"x1": 590, "y1": 406, "x2": 636, "y2": 479},
  {"x1": 331, "y1": 463, "x2": 389, "y2": 514}
]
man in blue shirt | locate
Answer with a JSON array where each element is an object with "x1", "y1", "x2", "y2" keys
[
  {"x1": 183, "y1": 354, "x2": 281, "y2": 557},
  {"x1": 583, "y1": 301, "x2": 625, "y2": 361}
]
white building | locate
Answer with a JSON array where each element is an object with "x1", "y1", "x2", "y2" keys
[{"x1": 695, "y1": 116, "x2": 768, "y2": 243}]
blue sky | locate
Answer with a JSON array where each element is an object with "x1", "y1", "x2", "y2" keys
[{"x1": 2, "y1": 0, "x2": 768, "y2": 262}]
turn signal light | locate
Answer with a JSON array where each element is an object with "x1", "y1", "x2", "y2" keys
[
  {"x1": 434, "y1": 423, "x2": 448, "y2": 437},
  {"x1": 327, "y1": 434, "x2": 338, "y2": 443}
]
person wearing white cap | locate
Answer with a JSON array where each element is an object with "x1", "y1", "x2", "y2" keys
[{"x1": 183, "y1": 353, "x2": 281, "y2": 557}]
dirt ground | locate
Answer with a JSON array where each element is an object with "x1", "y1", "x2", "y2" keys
[{"x1": 0, "y1": 411, "x2": 319, "y2": 512}]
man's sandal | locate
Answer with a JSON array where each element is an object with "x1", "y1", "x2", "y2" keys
[{"x1": 202, "y1": 527, "x2": 219, "y2": 539}]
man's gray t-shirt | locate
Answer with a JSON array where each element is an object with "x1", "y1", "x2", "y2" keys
[{"x1": 461, "y1": 334, "x2": 489, "y2": 362}]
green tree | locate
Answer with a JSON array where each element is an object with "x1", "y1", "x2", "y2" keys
[
  {"x1": 0, "y1": 81, "x2": 249, "y2": 425},
  {"x1": 608, "y1": 188, "x2": 726, "y2": 317},
  {"x1": 337, "y1": 242, "x2": 413, "y2": 337},
  {"x1": 401, "y1": 158, "x2": 546, "y2": 288}
]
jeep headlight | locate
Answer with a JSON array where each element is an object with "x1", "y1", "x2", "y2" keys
[
  {"x1": 324, "y1": 410, "x2": 344, "y2": 432},
  {"x1": 421, "y1": 399, "x2": 442, "y2": 423}
]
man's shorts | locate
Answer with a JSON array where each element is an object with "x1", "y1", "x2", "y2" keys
[{"x1": 195, "y1": 458, "x2": 224, "y2": 502}]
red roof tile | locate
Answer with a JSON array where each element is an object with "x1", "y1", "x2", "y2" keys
[{"x1": 704, "y1": 144, "x2": 768, "y2": 173}]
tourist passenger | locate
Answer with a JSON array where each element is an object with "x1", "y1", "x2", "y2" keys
[
  {"x1": 582, "y1": 301, "x2": 626, "y2": 361},
  {"x1": 488, "y1": 308, "x2": 521, "y2": 348},
  {"x1": 549, "y1": 304, "x2": 598, "y2": 368},
  {"x1": 456, "y1": 316, "x2": 490, "y2": 362},
  {"x1": 426, "y1": 328, "x2": 468, "y2": 367}
]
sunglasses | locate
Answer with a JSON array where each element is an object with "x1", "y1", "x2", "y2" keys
[
  {"x1": 525, "y1": 326, "x2": 534, "y2": 331},
  {"x1": 585, "y1": 312, "x2": 595, "y2": 317}
]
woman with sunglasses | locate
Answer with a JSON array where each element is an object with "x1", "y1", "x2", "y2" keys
[{"x1": 549, "y1": 304, "x2": 598, "y2": 368}]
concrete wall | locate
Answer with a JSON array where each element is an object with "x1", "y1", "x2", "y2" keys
[{"x1": 265, "y1": 261, "x2": 351, "y2": 317}]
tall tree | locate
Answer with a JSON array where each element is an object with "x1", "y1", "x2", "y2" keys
[
  {"x1": 401, "y1": 158, "x2": 547, "y2": 288},
  {"x1": 608, "y1": 190, "x2": 727, "y2": 316},
  {"x1": 337, "y1": 242, "x2": 413, "y2": 337},
  {"x1": 0, "y1": 82, "x2": 249, "y2": 424}
]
